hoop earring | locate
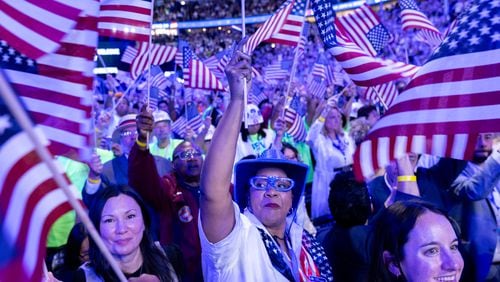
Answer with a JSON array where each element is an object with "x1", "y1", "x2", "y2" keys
[{"x1": 287, "y1": 207, "x2": 294, "y2": 216}]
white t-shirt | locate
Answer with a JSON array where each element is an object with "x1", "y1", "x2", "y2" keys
[{"x1": 198, "y1": 202, "x2": 304, "y2": 281}]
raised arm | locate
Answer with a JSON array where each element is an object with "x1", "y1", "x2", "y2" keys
[
  {"x1": 130, "y1": 106, "x2": 175, "y2": 211},
  {"x1": 200, "y1": 46, "x2": 252, "y2": 243}
]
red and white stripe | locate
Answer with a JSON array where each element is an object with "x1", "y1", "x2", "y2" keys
[
  {"x1": 121, "y1": 45, "x2": 138, "y2": 64},
  {"x1": 336, "y1": 4, "x2": 383, "y2": 56},
  {"x1": 5, "y1": 1, "x2": 99, "y2": 160},
  {"x1": 298, "y1": 244, "x2": 320, "y2": 282},
  {"x1": 364, "y1": 82, "x2": 399, "y2": 108},
  {"x1": 284, "y1": 108, "x2": 307, "y2": 142},
  {"x1": 0, "y1": 127, "x2": 78, "y2": 281},
  {"x1": 295, "y1": 35, "x2": 306, "y2": 58},
  {"x1": 400, "y1": 1, "x2": 442, "y2": 46},
  {"x1": 243, "y1": 1, "x2": 293, "y2": 53},
  {"x1": 184, "y1": 59, "x2": 225, "y2": 91},
  {"x1": 307, "y1": 78, "x2": 327, "y2": 99},
  {"x1": 311, "y1": 63, "x2": 327, "y2": 80},
  {"x1": 331, "y1": 40, "x2": 420, "y2": 87},
  {"x1": 267, "y1": 0, "x2": 306, "y2": 47},
  {"x1": 263, "y1": 62, "x2": 288, "y2": 81},
  {"x1": 98, "y1": 0, "x2": 152, "y2": 42},
  {"x1": 131, "y1": 42, "x2": 177, "y2": 79},
  {"x1": 0, "y1": 0, "x2": 84, "y2": 60},
  {"x1": 354, "y1": 48, "x2": 500, "y2": 180}
]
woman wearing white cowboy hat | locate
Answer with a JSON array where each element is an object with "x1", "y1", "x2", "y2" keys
[{"x1": 199, "y1": 43, "x2": 333, "y2": 281}]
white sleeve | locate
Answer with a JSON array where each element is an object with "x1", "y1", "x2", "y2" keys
[{"x1": 198, "y1": 202, "x2": 245, "y2": 270}]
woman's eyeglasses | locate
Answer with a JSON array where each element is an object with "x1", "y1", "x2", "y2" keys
[{"x1": 249, "y1": 176, "x2": 294, "y2": 192}]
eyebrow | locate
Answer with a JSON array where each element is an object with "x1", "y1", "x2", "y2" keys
[
  {"x1": 101, "y1": 209, "x2": 138, "y2": 218},
  {"x1": 419, "y1": 238, "x2": 459, "y2": 248}
]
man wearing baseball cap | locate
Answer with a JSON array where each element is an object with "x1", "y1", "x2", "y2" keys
[{"x1": 149, "y1": 110, "x2": 184, "y2": 161}]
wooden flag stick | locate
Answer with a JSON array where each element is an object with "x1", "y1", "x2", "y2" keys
[
  {"x1": 241, "y1": 0, "x2": 249, "y2": 128},
  {"x1": 0, "y1": 70, "x2": 128, "y2": 282},
  {"x1": 371, "y1": 86, "x2": 389, "y2": 111},
  {"x1": 285, "y1": 0, "x2": 310, "y2": 100}
]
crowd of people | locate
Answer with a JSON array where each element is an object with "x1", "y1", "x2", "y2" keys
[{"x1": 42, "y1": 0, "x2": 500, "y2": 281}]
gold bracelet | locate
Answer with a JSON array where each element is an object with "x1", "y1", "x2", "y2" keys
[
  {"x1": 87, "y1": 177, "x2": 100, "y2": 184},
  {"x1": 318, "y1": 116, "x2": 326, "y2": 123},
  {"x1": 397, "y1": 175, "x2": 417, "y2": 182},
  {"x1": 136, "y1": 139, "x2": 147, "y2": 148}
]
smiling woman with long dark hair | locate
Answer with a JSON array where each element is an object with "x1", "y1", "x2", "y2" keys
[{"x1": 74, "y1": 185, "x2": 181, "y2": 281}]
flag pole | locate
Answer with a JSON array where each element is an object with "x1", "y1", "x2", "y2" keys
[
  {"x1": 285, "y1": 0, "x2": 310, "y2": 101},
  {"x1": 146, "y1": 0, "x2": 155, "y2": 111},
  {"x1": 242, "y1": 0, "x2": 249, "y2": 128},
  {"x1": 0, "y1": 71, "x2": 128, "y2": 282},
  {"x1": 371, "y1": 85, "x2": 389, "y2": 111},
  {"x1": 109, "y1": 71, "x2": 145, "y2": 114}
]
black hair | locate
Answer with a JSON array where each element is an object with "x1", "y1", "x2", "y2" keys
[
  {"x1": 357, "y1": 105, "x2": 377, "y2": 119},
  {"x1": 87, "y1": 185, "x2": 177, "y2": 281},
  {"x1": 157, "y1": 99, "x2": 169, "y2": 107},
  {"x1": 369, "y1": 200, "x2": 461, "y2": 282},
  {"x1": 328, "y1": 171, "x2": 371, "y2": 228},
  {"x1": 281, "y1": 142, "x2": 299, "y2": 160},
  {"x1": 63, "y1": 222, "x2": 88, "y2": 270},
  {"x1": 257, "y1": 98, "x2": 271, "y2": 109},
  {"x1": 240, "y1": 122, "x2": 266, "y2": 142}
]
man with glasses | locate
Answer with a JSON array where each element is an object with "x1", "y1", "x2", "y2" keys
[
  {"x1": 83, "y1": 113, "x2": 171, "y2": 204},
  {"x1": 199, "y1": 44, "x2": 333, "y2": 281},
  {"x1": 128, "y1": 106, "x2": 205, "y2": 282}
]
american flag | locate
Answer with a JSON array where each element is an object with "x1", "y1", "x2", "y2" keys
[
  {"x1": 149, "y1": 65, "x2": 168, "y2": 90},
  {"x1": 284, "y1": 107, "x2": 307, "y2": 142},
  {"x1": 171, "y1": 103, "x2": 203, "y2": 137},
  {"x1": 364, "y1": 82, "x2": 398, "y2": 108},
  {"x1": 311, "y1": 54, "x2": 334, "y2": 84},
  {"x1": 121, "y1": 44, "x2": 138, "y2": 64},
  {"x1": 204, "y1": 49, "x2": 231, "y2": 80},
  {"x1": 336, "y1": 4, "x2": 391, "y2": 56},
  {"x1": 294, "y1": 22, "x2": 309, "y2": 59},
  {"x1": 332, "y1": 70, "x2": 349, "y2": 86},
  {"x1": 330, "y1": 38, "x2": 420, "y2": 87},
  {"x1": 142, "y1": 65, "x2": 168, "y2": 111},
  {"x1": 0, "y1": 93, "x2": 79, "y2": 281},
  {"x1": 243, "y1": 0, "x2": 306, "y2": 53},
  {"x1": 267, "y1": 0, "x2": 307, "y2": 47},
  {"x1": 307, "y1": 77, "x2": 327, "y2": 99},
  {"x1": 1, "y1": 2, "x2": 99, "y2": 160},
  {"x1": 295, "y1": 35, "x2": 307, "y2": 59},
  {"x1": 399, "y1": 0, "x2": 443, "y2": 46},
  {"x1": 263, "y1": 59, "x2": 292, "y2": 81},
  {"x1": 249, "y1": 83, "x2": 268, "y2": 105},
  {"x1": 98, "y1": 0, "x2": 152, "y2": 42},
  {"x1": 0, "y1": 1, "x2": 85, "y2": 60},
  {"x1": 354, "y1": 0, "x2": 500, "y2": 180},
  {"x1": 310, "y1": 0, "x2": 337, "y2": 49},
  {"x1": 130, "y1": 42, "x2": 177, "y2": 79},
  {"x1": 311, "y1": 0, "x2": 419, "y2": 87},
  {"x1": 180, "y1": 40, "x2": 225, "y2": 91}
]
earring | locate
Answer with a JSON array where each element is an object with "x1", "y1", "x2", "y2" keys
[{"x1": 287, "y1": 207, "x2": 294, "y2": 216}]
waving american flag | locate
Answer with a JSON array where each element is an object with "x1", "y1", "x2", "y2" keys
[
  {"x1": 244, "y1": 0, "x2": 307, "y2": 53},
  {"x1": 354, "y1": 0, "x2": 500, "y2": 180},
  {"x1": 0, "y1": 0, "x2": 85, "y2": 60},
  {"x1": 399, "y1": 0, "x2": 443, "y2": 46},
  {"x1": 1, "y1": 2, "x2": 99, "y2": 160}
]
